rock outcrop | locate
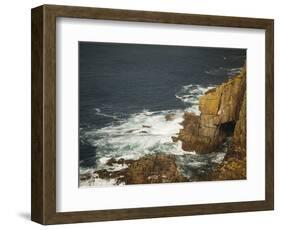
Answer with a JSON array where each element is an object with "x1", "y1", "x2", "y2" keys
[
  {"x1": 93, "y1": 154, "x2": 187, "y2": 185},
  {"x1": 124, "y1": 154, "x2": 187, "y2": 184},
  {"x1": 175, "y1": 67, "x2": 246, "y2": 154},
  {"x1": 208, "y1": 151, "x2": 246, "y2": 180},
  {"x1": 208, "y1": 92, "x2": 247, "y2": 181}
]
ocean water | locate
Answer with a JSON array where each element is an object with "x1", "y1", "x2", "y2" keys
[{"x1": 79, "y1": 42, "x2": 246, "y2": 186}]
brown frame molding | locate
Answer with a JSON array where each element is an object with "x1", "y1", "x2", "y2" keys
[{"x1": 31, "y1": 4, "x2": 274, "y2": 225}]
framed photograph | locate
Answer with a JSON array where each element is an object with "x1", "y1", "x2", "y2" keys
[{"x1": 31, "y1": 4, "x2": 274, "y2": 224}]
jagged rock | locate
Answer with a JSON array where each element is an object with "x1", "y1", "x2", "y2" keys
[
  {"x1": 207, "y1": 152, "x2": 246, "y2": 180},
  {"x1": 106, "y1": 157, "x2": 134, "y2": 166},
  {"x1": 106, "y1": 158, "x2": 118, "y2": 166},
  {"x1": 165, "y1": 113, "x2": 176, "y2": 121},
  {"x1": 95, "y1": 154, "x2": 187, "y2": 185},
  {"x1": 124, "y1": 154, "x2": 187, "y2": 184},
  {"x1": 95, "y1": 169, "x2": 112, "y2": 179},
  {"x1": 95, "y1": 168, "x2": 128, "y2": 181},
  {"x1": 171, "y1": 136, "x2": 178, "y2": 142},
  {"x1": 80, "y1": 173, "x2": 92, "y2": 181},
  {"x1": 176, "y1": 67, "x2": 246, "y2": 154}
]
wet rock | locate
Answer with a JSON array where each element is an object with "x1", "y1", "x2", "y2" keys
[
  {"x1": 123, "y1": 159, "x2": 135, "y2": 165},
  {"x1": 126, "y1": 129, "x2": 137, "y2": 133},
  {"x1": 117, "y1": 158, "x2": 125, "y2": 165},
  {"x1": 95, "y1": 169, "x2": 111, "y2": 179},
  {"x1": 124, "y1": 154, "x2": 187, "y2": 184},
  {"x1": 207, "y1": 151, "x2": 246, "y2": 180},
  {"x1": 106, "y1": 158, "x2": 118, "y2": 166},
  {"x1": 171, "y1": 136, "x2": 178, "y2": 142},
  {"x1": 139, "y1": 131, "x2": 149, "y2": 134},
  {"x1": 165, "y1": 113, "x2": 176, "y2": 121},
  {"x1": 95, "y1": 168, "x2": 128, "y2": 182},
  {"x1": 106, "y1": 157, "x2": 134, "y2": 167},
  {"x1": 98, "y1": 154, "x2": 187, "y2": 185},
  {"x1": 80, "y1": 173, "x2": 92, "y2": 181}
]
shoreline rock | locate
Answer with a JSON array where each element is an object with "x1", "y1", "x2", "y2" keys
[
  {"x1": 209, "y1": 89, "x2": 247, "y2": 180},
  {"x1": 207, "y1": 151, "x2": 246, "y2": 180},
  {"x1": 165, "y1": 113, "x2": 176, "y2": 121},
  {"x1": 175, "y1": 67, "x2": 246, "y2": 154},
  {"x1": 94, "y1": 154, "x2": 188, "y2": 185},
  {"x1": 124, "y1": 154, "x2": 187, "y2": 184}
]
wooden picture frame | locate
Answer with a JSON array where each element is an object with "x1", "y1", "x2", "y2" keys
[{"x1": 31, "y1": 4, "x2": 274, "y2": 225}]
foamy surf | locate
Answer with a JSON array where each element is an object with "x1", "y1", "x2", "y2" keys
[
  {"x1": 176, "y1": 152, "x2": 226, "y2": 181},
  {"x1": 80, "y1": 84, "x2": 222, "y2": 186},
  {"x1": 82, "y1": 110, "x2": 187, "y2": 163},
  {"x1": 175, "y1": 84, "x2": 214, "y2": 115}
]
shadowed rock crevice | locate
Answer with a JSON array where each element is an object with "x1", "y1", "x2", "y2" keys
[{"x1": 219, "y1": 121, "x2": 236, "y2": 137}]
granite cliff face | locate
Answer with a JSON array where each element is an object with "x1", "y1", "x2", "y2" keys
[
  {"x1": 232, "y1": 92, "x2": 246, "y2": 155},
  {"x1": 207, "y1": 88, "x2": 247, "y2": 181},
  {"x1": 172, "y1": 67, "x2": 247, "y2": 180},
  {"x1": 175, "y1": 67, "x2": 246, "y2": 154}
]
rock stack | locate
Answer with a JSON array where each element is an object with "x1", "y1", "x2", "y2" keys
[{"x1": 174, "y1": 67, "x2": 246, "y2": 155}]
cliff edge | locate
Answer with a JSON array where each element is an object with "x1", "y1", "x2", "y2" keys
[{"x1": 174, "y1": 67, "x2": 246, "y2": 155}]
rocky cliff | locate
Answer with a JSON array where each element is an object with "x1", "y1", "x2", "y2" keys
[
  {"x1": 174, "y1": 67, "x2": 246, "y2": 154},
  {"x1": 232, "y1": 92, "x2": 246, "y2": 155},
  {"x1": 207, "y1": 85, "x2": 247, "y2": 180}
]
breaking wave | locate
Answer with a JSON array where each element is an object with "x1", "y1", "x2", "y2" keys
[
  {"x1": 175, "y1": 84, "x2": 214, "y2": 115},
  {"x1": 82, "y1": 110, "x2": 187, "y2": 164},
  {"x1": 80, "y1": 84, "x2": 224, "y2": 187}
]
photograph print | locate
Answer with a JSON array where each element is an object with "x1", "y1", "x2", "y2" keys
[{"x1": 79, "y1": 42, "x2": 246, "y2": 187}]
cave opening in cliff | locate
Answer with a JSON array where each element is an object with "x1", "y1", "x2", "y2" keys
[{"x1": 220, "y1": 121, "x2": 236, "y2": 136}]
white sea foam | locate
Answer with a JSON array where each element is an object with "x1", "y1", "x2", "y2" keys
[
  {"x1": 80, "y1": 175, "x2": 123, "y2": 187},
  {"x1": 94, "y1": 108, "x2": 120, "y2": 120},
  {"x1": 175, "y1": 152, "x2": 226, "y2": 179},
  {"x1": 80, "y1": 84, "x2": 217, "y2": 186},
  {"x1": 80, "y1": 109, "x2": 189, "y2": 186},
  {"x1": 83, "y1": 109, "x2": 188, "y2": 170},
  {"x1": 175, "y1": 84, "x2": 214, "y2": 115},
  {"x1": 79, "y1": 163, "x2": 128, "y2": 187}
]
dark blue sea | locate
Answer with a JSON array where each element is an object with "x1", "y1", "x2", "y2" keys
[{"x1": 79, "y1": 42, "x2": 246, "y2": 186}]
